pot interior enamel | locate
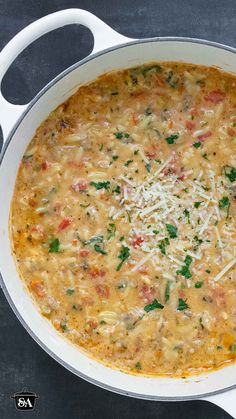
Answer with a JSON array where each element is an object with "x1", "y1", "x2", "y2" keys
[{"x1": 1, "y1": 39, "x2": 236, "y2": 400}]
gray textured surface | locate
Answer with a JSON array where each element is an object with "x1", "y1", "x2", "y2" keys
[{"x1": 0, "y1": 1, "x2": 236, "y2": 418}]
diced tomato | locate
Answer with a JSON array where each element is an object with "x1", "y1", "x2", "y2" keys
[
  {"x1": 204, "y1": 90, "x2": 225, "y2": 104},
  {"x1": 146, "y1": 151, "x2": 156, "y2": 159},
  {"x1": 90, "y1": 267, "x2": 106, "y2": 278},
  {"x1": 189, "y1": 107, "x2": 199, "y2": 117},
  {"x1": 211, "y1": 286, "x2": 226, "y2": 308},
  {"x1": 41, "y1": 161, "x2": 50, "y2": 170},
  {"x1": 71, "y1": 179, "x2": 88, "y2": 192},
  {"x1": 30, "y1": 279, "x2": 45, "y2": 297},
  {"x1": 227, "y1": 127, "x2": 236, "y2": 136},
  {"x1": 58, "y1": 217, "x2": 72, "y2": 231},
  {"x1": 95, "y1": 284, "x2": 109, "y2": 298},
  {"x1": 82, "y1": 296, "x2": 94, "y2": 306},
  {"x1": 28, "y1": 198, "x2": 37, "y2": 208},
  {"x1": 53, "y1": 202, "x2": 62, "y2": 215},
  {"x1": 197, "y1": 131, "x2": 212, "y2": 142},
  {"x1": 79, "y1": 248, "x2": 90, "y2": 257},
  {"x1": 138, "y1": 265, "x2": 149, "y2": 275},
  {"x1": 185, "y1": 120, "x2": 195, "y2": 130},
  {"x1": 31, "y1": 224, "x2": 44, "y2": 240},
  {"x1": 132, "y1": 113, "x2": 139, "y2": 125},
  {"x1": 139, "y1": 284, "x2": 154, "y2": 303},
  {"x1": 132, "y1": 236, "x2": 144, "y2": 249},
  {"x1": 87, "y1": 319, "x2": 99, "y2": 330},
  {"x1": 179, "y1": 290, "x2": 186, "y2": 299}
]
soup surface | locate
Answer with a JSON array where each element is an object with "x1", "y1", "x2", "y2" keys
[{"x1": 11, "y1": 62, "x2": 236, "y2": 377}]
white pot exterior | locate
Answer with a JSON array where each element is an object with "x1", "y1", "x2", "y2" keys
[{"x1": 1, "y1": 9, "x2": 236, "y2": 418}]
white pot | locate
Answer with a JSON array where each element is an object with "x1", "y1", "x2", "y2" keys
[{"x1": 0, "y1": 8, "x2": 236, "y2": 417}]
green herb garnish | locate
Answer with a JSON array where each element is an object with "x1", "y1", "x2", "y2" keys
[
  {"x1": 219, "y1": 196, "x2": 230, "y2": 209},
  {"x1": 107, "y1": 223, "x2": 116, "y2": 240},
  {"x1": 66, "y1": 288, "x2": 75, "y2": 295},
  {"x1": 49, "y1": 238, "x2": 60, "y2": 253},
  {"x1": 176, "y1": 255, "x2": 193, "y2": 278},
  {"x1": 195, "y1": 281, "x2": 204, "y2": 288},
  {"x1": 144, "y1": 298, "x2": 164, "y2": 312},
  {"x1": 194, "y1": 201, "x2": 203, "y2": 208},
  {"x1": 124, "y1": 159, "x2": 133, "y2": 167},
  {"x1": 113, "y1": 185, "x2": 121, "y2": 194},
  {"x1": 165, "y1": 223, "x2": 178, "y2": 238},
  {"x1": 177, "y1": 298, "x2": 189, "y2": 311},
  {"x1": 112, "y1": 155, "x2": 119, "y2": 161},
  {"x1": 165, "y1": 134, "x2": 179, "y2": 144},
  {"x1": 60, "y1": 321, "x2": 68, "y2": 332},
  {"x1": 77, "y1": 234, "x2": 103, "y2": 246},
  {"x1": 135, "y1": 361, "x2": 142, "y2": 370},
  {"x1": 114, "y1": 131, "x2": 130, "y2": 140},
  {"x1": 145, "y1": 163, "x2": 151, "y2": 172},
  {"x1": 193, "y1": 142, "x2": 201, "y2": 148},
  {"x1": 158, "y1": 238, "x2": 170, "y2": 255},
  {"x1": 116, "y1": 245, "x2": 130, "y2": 271},
  {"x1": 90, "y1": 181, "x2": 110, "y2": 190},
  {"x1": 165, "y1": 281, "x2": 171, "y2": 302},
  {"x1": 145, "y1": 107, "x2": 152, "y2": 116},
  {"x1": 183, "y1": 208, "x2": 190, "y2": 224},
  {"x1": 94, "y1": 244, "x2": 107, "y2": 255},
  {"x1": 223, "y1": 165, "x2": 236, "y2": 182}
]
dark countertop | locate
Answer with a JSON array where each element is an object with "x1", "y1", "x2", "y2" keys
[{"x1": 0, "y1": 1, "x2": 236, "y2": 418}]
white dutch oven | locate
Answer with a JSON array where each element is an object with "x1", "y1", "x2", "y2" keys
[{"x1": 0, "y1": 9, "x2": 236, "y2": 417}]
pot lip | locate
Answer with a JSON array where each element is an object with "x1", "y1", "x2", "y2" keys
[{"x1": 1, "y1": 35, "x2": 236, "y2": 401}]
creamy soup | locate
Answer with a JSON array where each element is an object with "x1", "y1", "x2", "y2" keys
[{"x1": 11, "y1": 62, "x2": 236, "y2": 377}]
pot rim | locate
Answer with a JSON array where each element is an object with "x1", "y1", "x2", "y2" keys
[{"x1": 1, "y1": 35, "x2": 236, "y2": 401}]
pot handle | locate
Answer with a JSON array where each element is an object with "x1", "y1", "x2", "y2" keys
[
  {"x1": 0, "y1": 8, "x2": 133, "y2": 142},
  {"x1": 203, "y1": 388, "x2": 236, "y2": 418}
]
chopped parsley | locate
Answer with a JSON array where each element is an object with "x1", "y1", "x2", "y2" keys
[
  {"x1": 165, "y1": 281, "x2": 171, "y2": 302},
  {"x1": 90, "y1": 181, "x2": 110, "y2": 190},
  {"x1": 114, "y1": 131, "x2": 130, "y2": 140},
  {"x1": 205, "y1": 269, "x2": 211, "y2": 274},
  {"x1": 176, "y1": 255, "x2": 193, "y2": 278},
  {"x1": 153, "y1": 230, "x2": 159, "y2": 235},
  {"x1": 158, "y1": 238, "x2": 170, "y2": 255},
  {"x1": 193, "y1": 141, "x2": 201, "y2": 148},
  {"x1": 107, "y1": 223, "x2": 116, "y2": 240},
  {"x1": 112, "y1": 155, "x2": 119, "y2": 161},
  {"x1": 177, "y1": 298, "x2": 189, "y2": 311},
  {"x1": 78, "y1": 234, "x2": 103, "y2": 246},
  {"x1": 113, "y1": 185, "x2": 121, "y2": 194},
  {"x1": 223, "y1": 165, "x2": 236, "y2": 182},
  {"x1": 194, "y1": 201, "x2": 203, "y2": 208},
  {"x1": 183, "y1": 208, "x2": 190, "y2": 224},
  {"x1": 134, "y1": 149, "x2": 139, "y2": 155},
  {"x1": 165, "y1": 223, "x2": 178, "y2": 238},
  {"x1": 144, "y1": 298, "x2": 164, "y2": 312},
  {"x1": 165, "y1": 134, "x2": 179, "y2": 144},
  {"x1": 145, "y1": 163, "x2": 151, "y2": 172},
  {"x1": 49, "y1": 238, "x2": 60, "y2": 253},
  {"x1": 94, "y1": 244, "x2": 107, "y2": 255},
  {"x1": 66, "y1": 288, "x2": 75, "y2": 295},
  {"x1": 116, "y1": 245, "x2": 130, "y2": 271},
  {"x1": 195, "y1": 281, "x2": 204, "y2": 288},
  {"x1": 202, "y1": 153, "x2": 209, "y2": 160},
  {"x1": 145, "y1": 107, "x2": 152, "y2": 115},
  {"x1": 219, "y1": 196, "x2": 230, "y2": 209},
  {"x1": 135, "y1": 361, "x2": 142, "y2": 370},
  {"x1": 124, "y1": 159, "x2": 133, "y2": 167},
  {"x1": 60, "y1": 321, "x2": 68, "y2": 332}
]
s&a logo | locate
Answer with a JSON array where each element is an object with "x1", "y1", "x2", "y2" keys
[{"x1": 11, "y1": 388, "x2": 39, "y2": 410}]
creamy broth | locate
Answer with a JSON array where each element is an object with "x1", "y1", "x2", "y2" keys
[{"x1": 11, "y1": 62, "x2": 236, "y2": 377}]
